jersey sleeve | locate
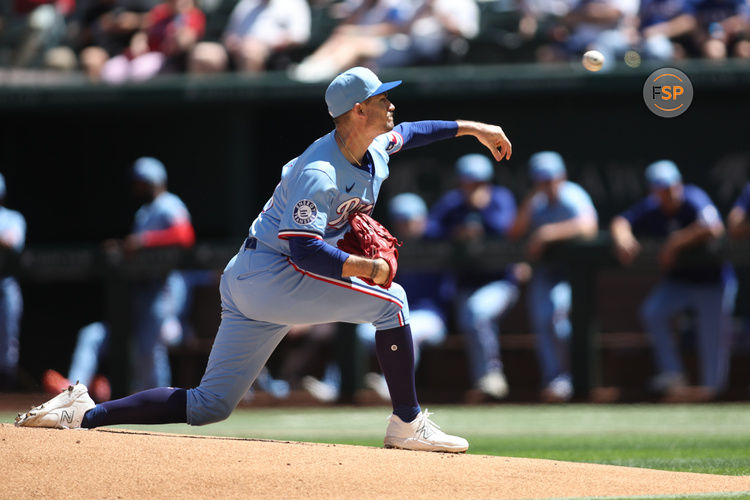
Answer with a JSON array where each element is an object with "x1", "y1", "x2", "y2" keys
[
  {"x1": 562, "y1": 183, "x2": 598, "y2": 220},
  {"x1": 685, "y1": 186, "x2": 721, "y2": 227},
  {"x1": 166, "y1": 199, "x2": 191, "y2": 226},
  {"x1": 138, "y1": 196, "x2": 195, "y2": 247},
  {"x1": 373, "y1": 121, "x2": 458, "y2": 156},
  {"x1": 1, "y1": 213, "x2": 26, "y2": 252},
  {"x1": 278, "y1": 167, "x2": 337, "y2": 239}
]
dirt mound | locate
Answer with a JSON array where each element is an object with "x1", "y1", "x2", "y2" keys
[{"x1": 3, "y1": 424, "x2": 749, "y2": 499}]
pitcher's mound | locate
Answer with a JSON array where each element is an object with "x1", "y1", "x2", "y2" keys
[{"x1": 3, "y1": 424, "x2": 749, "y2": 499}]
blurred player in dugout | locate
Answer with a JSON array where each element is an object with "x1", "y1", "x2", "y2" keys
[
  {"x1": 0, "y1": 173, "x2": 26, "y2": 391},
  {"x1": 509, "y1": 152, "x2": 598, "y2": 402},
  {"x1": 611, "y1": 160, "x2": 736, "y2": 400},
  {"x1": 426, "y1": 154, "x2": 526, "y2": 400},
  {"x1": 43, "y1": 157, "x2": 196, "y2": 400}
]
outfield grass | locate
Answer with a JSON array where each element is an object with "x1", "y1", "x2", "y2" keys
[{"x1": 5, "y1": 403, "x2": 750, "y2": 476}]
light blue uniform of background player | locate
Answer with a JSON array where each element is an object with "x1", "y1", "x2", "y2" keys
[
  {"x1": 0, "y1": 172, "x2": 26, "y2": 390},
  {"x1": 509, "y1": 151, "x2": 598, "y2": 401},
  {"x1": 18, "y1": 67, "x2": 513, "y2": 453},
  {"x1": 426, "y1": 154, "x2": 520, "y2": 399},
  {"x1": 128, "y1": 158, "x2": 195, "y2": 391},
  {"x1": 611, "y1": 160, "x2": 736, "y2": 397},
  {"x1": 43, "y1": 158, "x2": 196, "y2": 398}
]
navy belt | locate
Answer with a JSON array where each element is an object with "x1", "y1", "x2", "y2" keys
[{"x1": 244, "y1": 237, "x2": 257, "y2": 250}]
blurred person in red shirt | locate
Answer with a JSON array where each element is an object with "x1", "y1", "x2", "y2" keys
[{"x1": 98, "y1": 0, "x2": 204, "y2": 83}]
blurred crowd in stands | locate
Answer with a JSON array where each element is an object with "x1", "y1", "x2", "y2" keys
[{"x1": 1, "y1": 0, "x2": 749, "y2": 83}]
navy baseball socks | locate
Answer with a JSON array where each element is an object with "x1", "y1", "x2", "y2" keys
[
  {"x1": 375, "y1": 325, "x2": 420, "y2": 423},
  {"x1": 81, "y1": 387, "x2": 187, "y2": 428},
  {"x1": 377, "y1": 325, "x2": 469, "y2": 452}
]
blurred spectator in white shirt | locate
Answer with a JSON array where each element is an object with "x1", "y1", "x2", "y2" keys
[
  {"x1": 290, "y1": 0, "x2": 413, "y2": 81},
  {"x1": 376, "y1": 0, "x2": 480, "y2": 68},
  {"x1": 189, "y1": 0, "x2": 311, "y2": 73}
]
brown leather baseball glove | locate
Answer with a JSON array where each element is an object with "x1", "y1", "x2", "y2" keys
[{"x1": 337, "y1": 211, "x2": 401, "y2": 289}]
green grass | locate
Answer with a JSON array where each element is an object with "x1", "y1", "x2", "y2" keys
[{"x1": 5, "y1": 403, "x2": 750, "y2": 476}]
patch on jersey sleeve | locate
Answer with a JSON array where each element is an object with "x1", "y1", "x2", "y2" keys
[
  {"x1": 385, "y1": 131, "x2": 403, "y2": 155},
  {"x1": 293, "y1": 199, "x2": 318, "y2": 225}
]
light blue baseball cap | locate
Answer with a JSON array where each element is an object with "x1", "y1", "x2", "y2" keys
[
  {"x1": 132, "y1": 157, "x2": 167, "y2": 185},
  {"x1": 0, "y1": 173, "x2": 5, "y2": 198},
  {"x1": 325, "y1": 67, "x2": 401, "y2": 118},
  {"x1": 456, "y1": 154, "x2": 494, "y2": 182},
  {"x1": 645, "y1": 160, "x2": 682, "y2": 189},
  {"x1": 529, "y1": 151, "x2": 566, "y2": 182},
  {"x1": 389, "y1": 193, "x2": 427, "y2": 221}
]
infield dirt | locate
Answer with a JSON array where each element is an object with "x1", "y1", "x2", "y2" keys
[{"x1": 2, "y1": 424, "x2": 750, "y2": 499}]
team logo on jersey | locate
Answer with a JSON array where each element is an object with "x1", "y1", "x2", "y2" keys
[
  {"x1": 293, "y1": 199, "x2": 318, "y2": 225},
  {"x1": 385, "y1": 131, "x2": 403, "y2": 154},
  {"x1": 328, "y1": 198, "x2": 373, "y2": 228}
]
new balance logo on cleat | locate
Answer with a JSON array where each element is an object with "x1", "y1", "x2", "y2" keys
[{"x1": 60, "y1": 410, "x2": 75, "y2": 425}]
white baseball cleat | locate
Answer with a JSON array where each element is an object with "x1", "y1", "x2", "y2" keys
[
  {"x1": 15, "y1": 383, "x2": 95, "y2": 429},
  {"x1": 384, "y1": 409, "x2": 468, "y2": 453}
]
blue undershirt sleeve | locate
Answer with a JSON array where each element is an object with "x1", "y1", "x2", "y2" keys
[
  {"x1": 394, "y1": 121, "x2": 458, "y2": 151},
  {"x1": 289, "y1": 236, "x2": 350, "y2": 279}
]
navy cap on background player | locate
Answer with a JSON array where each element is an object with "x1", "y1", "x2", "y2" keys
[
  {"x1": 325, "y1": 67, "x2": 402, "y2": 118},
  {"x1": 455, "y1": 154, "x2": 494, "y2": 183},
  {"x1": 389, "y1": 193, "x2": 428, "y2": 221},
  {"x1": 0, "y1": 172, "x2": 6, "y2": 198},
  {"x1": 645, "y1": 160, "x2": 682, "y2": 189},
  {"x1": 132, "y1": 157, "x2": 167, "y2": 186},
  {"x1": 529, "y1": 151, "x2": 566, "y2": 182}
]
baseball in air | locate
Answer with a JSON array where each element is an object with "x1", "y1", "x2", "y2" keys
[{"x1": 582, "y1": 50, "x2": 604, "y2": 72}]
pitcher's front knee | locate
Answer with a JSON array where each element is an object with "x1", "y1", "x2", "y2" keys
[
  {"x1": 372, "y1": 282, "x2": 410, "y2": 330},
  {"x1": 186, "y1": 387, "x2": 235, "y2": 426}
]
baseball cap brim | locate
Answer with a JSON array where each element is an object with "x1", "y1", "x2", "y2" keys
[{"x1": 371, "y1": 80, "x2": 401, "y2": 98}]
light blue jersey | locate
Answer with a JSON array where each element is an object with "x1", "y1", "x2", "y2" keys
[
  {"x1": 527, "y1": 180, "x2": 596, "y2": 391},
  {"x1": 133, "y1": 192, "x2": 191, "y2": 233},
  {"x1": 530, "y1": 181, "x2": 598, "y2": 229},
  {"x1": 251, "y1": 130, "x2": 401, "y2": 253}
]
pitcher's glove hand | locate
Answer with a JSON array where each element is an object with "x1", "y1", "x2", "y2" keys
[{"x1": 337, "y1": 211, "x2": 401, "y2": 288}]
